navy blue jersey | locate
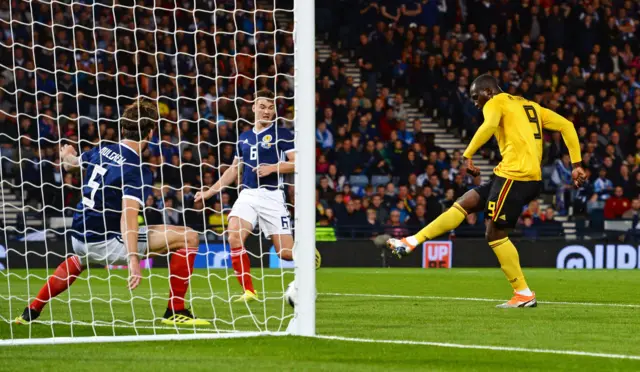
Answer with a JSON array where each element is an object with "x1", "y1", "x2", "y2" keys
[
  {"x1": 71, "y1": 143, "x2": 153, "y2": 242},
  {"x1": 236, "y1": 124, "x2": 294, "y2": 190}
]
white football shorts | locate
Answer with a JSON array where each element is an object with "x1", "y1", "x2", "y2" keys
[
  {"x1": 72, "y1": 226, "x2": 150, "y2": 266},
  {"x1": 228, "y1": 188, "x2": 292, "y2": 238}
]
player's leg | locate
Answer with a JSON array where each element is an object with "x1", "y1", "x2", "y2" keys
[
  {"x1": 267, "y1": 216, "x2": 322, "y2": 269},
  {"x1": 258, "y1": 191, "x2": 294, "y2": 261},
  {"x1": 258, "y1": 187, "x2": 324, "y2": 268},
  {"x1": 16, "y1": 255, "x2": 85, "y2": 324},
  {"x1": 227, "y1": 216, "x2": 258, "y2": 301},
  {"x1": 485, "y1": 221, "x2": 535, "y2": 308},
  {"x1": 225, "y1": 191, "x2": 259, "y2": 300},
  {"x1": 272, "y1": 234, "x2": 294, "y2": 261},
  {"x1": 144, "y1": 225, "x2": 210, "y2": 325},
  {"x1": 387, "y1": 182, "x2": 488, "y2": 257},
  {"x1": 271, "y1": 234, "x2": 322, "y2": 269},
  {"x1": 484, "y1": 178, "x2": 539, "y2": 308}
]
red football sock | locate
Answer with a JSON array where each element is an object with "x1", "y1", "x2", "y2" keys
[
  {"x1": 231, "y1": 246, "x2": 254, "y2": 293},
  {"x1": 30, "y1": 256, "x2": 84, "y2": 312},
  {"x1": 168, "y1": 248, "x2": 197, "y2": 311}
]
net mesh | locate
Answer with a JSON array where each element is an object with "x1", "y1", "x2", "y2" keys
[{"x1": 0, "y1": 0, "x2": 297, "y2": 340}]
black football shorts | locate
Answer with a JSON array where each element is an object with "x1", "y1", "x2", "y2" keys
[{"x1": 474, "y1": 175, "x2": 542, "y2": 229}]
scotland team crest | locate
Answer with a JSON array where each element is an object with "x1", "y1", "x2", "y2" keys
[{"x1": 261, "y1": 134, "x2": 273, "y2": 149}]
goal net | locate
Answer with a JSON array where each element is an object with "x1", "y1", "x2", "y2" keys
[{"x1": 0, "y1": 0, "x2": 315, "y2": 345}]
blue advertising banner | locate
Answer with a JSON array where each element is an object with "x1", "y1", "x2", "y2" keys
[{"x1": 194, "y1": 243, "x2": 231, "y2": 269}]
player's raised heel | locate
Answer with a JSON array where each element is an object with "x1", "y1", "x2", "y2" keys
[
  {"x1": 234, "y1": 289, "x2": 258, "y2": 303},
  {"x1": 15, "y1": 307, "x2": 41, "y2": 325},
  {"x1": 386, "y1": 238, "x2": 415, "y2": 259},
  {"x1": 161, "y1": 308, "x2": 210, "y2": 326},
  {"x1": 496, "y1": 292, "x2": 537, "y2": 308}
]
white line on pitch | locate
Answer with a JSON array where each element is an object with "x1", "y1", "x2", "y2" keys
[
  {"x1": 4, "y1": 291, "x2": 638, "y2": 308},
  {"x1": 319, "y1": 292, "x2": 640, "y2": 308},
  {"x1": 0, "y1": 332, "x2": 287, "y2": 346},
  {"x1": 313, "y1": 335, "x2": 640, "y2": 361},
  {"x1": 2, "y1": 319, "x2": 223, "y2": 332}
]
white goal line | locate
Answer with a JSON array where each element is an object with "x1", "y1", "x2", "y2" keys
[
  {"x1": 0, "y1": 331, "x2": 288, "y2": 347},
  {"x1": 312, "y1": 335, "x2": 640, "y2": 361},
  {"x1": 320, "y1": 292, "x2": 640, "y2": 308},
  {"x1": 3, "y1": 292, "x2": 637, "y2": 308}
]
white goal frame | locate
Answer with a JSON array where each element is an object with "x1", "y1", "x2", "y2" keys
[{"x1": 290, "y1": 0, "x2": 316, "y2": 337}]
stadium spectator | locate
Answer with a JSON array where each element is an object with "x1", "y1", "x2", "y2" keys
[
  {"x1": 334, "y1": 138, "x2": 360, "y2": 177},
  {"x1": 422, "y1": 186, "x2": 442, "y2": 221},
  {"x1": 521, "y1": 216, "x2": 538, "y2": 240},
  {"x1": 407, "y1": 204, "x2": 430, "y2": 229},
  {"x1": 439, "y1": 188, "x2": 456, "y2": 211},
  {"x1": 541, "y1": 208, "x2": 561, "y2": 227},
  {"x1": 522, "y1": 200, "x2": 544, "y2": 224},
  {"x1": 316, "y1": 121, "x2": 335, "y2": 150},
  {"x1": 622, "y1": 199, "x2": 640, "y2": 219},
  {"x1": 385, "y1": 209, "x2": 409, "y2": 238},
  {"x1": 363, "y1": 208, "x2": 382, "y2": 238},
  {"x1": 604, "y1": 187, "x2": 632, "y2": 219},
  {"x1": 594, "y1": 168, "x2": 615, "y2": 201},
  {"x1": 5, "y1": 0, "x2": 640, "y2": 241},
  {"x1": 552, "y1": 154, "x2": 575, "y2": 215}
]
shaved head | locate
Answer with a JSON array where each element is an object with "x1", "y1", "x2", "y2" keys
[
  {"x1": 471, "y1": 74, "x2": 500, "y2": 92},
  {"x1": 470, "y1": 74, "x2": 503, "y2": 110}
]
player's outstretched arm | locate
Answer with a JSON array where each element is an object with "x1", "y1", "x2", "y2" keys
[
  {"x1": 195, "y1": 157, "x2": 240, "y2": 202},
  {"x1": 540, "y1": 108, "x2": 586, "y2": 187},
  {"x1": 121, "y1": 197, "x2": 142, "y2": 290},
  {"x1": 60, "y1": 144, "x2": 81, "y2": 172},
  {"x1": 461, "y1": 99, "x2": 501, "y2": 176}
]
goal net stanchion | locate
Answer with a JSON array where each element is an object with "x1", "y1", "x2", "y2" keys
[
  {"x1": 289, "y1": 0, "x2": 316, "y2": 337},
  {"x1": 0, "y1": 0, "x2": 315, "y2": 345}
]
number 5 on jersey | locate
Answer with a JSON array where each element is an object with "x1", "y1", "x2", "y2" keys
[{"x1": 82, "y1": 165, "x2": 107, "y2": 208}]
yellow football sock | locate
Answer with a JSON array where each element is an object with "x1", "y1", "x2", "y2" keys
[
  {"x1": 413, "y1": 203, "x2": 467, "y2": 244},
  {"x1": 489, "y1": 237, "x2": 528, "y2": 292}
]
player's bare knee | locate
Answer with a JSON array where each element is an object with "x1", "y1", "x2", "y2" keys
[
  {"x1": 456, "y1": 190, "x2": 481, "y2": 214},
  {"x1": 227, "y1": 227, "x2": 244, "y2": 248},
  {"x1": 485, "y1": 223, "x2": 507, "y2": 243},
  {"x1": 186, "y1": 229, "x2": 199, "y2": 248},
  {"x1": 226, "y1": 220, "x2": 241, "y2": 247},
  {"x1": 278, "y1": 247, "x2": 293, "y2": 261},
  {"x1": 228, "y1": 232, "x2": 242, "y2": 248}
]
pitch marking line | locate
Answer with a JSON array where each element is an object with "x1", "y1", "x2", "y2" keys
[
  {"x1": 320, "y1": 292, "x2": 640, "y2": 308},
  {"x1": 314, "y1": 335, "x2": 640, "y2": 361},
  {"x1": 4, "y1": 292, "x2": 639, "y2": 308}
]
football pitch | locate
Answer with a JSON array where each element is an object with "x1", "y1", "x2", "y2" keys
[{"x1": 1, "y1": 268, "x2": 640, "y2": 371}]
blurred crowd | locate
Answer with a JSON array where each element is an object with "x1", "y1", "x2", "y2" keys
[
  {"x1": 0, "y1": 0, "x2": 297, "y2": 235},
  {"x1": 314, "y1": 0, "x2": 640, "y2": 238},
  {"x1": 1, "y1": 0, "x2": 640, "y2": 240}
]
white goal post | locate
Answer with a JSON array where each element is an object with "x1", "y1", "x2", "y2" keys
[
  {"x1": 0, "y1": 0, "x2": 315, "y2": 345},
  {"x1": 291, "y1": 0, "x2": 316, "y2": 337}
]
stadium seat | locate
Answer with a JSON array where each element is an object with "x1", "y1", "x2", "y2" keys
[
  {"x1": 371, "y1": 175, "x2": 391, "y2": 187},
  {"x1": 348, "y1": 175, "x2": 369, "y2": 188}
]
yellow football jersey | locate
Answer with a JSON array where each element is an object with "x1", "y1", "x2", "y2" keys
[{"x1": 463, "y1": 93, "x2": 581, "y2": 181}]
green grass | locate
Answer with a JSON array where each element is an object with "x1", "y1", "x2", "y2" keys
[{"x1": 2, "y1": 268, "x2": 640, "y2": 371}]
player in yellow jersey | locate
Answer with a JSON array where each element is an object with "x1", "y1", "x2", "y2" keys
[{"x1": 388, "y1": 74, "x2": 586, "y2": 308}]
